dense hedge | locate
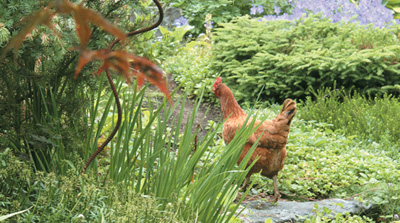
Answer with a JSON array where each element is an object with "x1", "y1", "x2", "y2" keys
[{"x1": 212, "y1": 15, "x2": 400, "y2": 103}]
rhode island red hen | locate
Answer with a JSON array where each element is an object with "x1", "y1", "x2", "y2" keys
[{"x1": 212, "y1": 77, "x2": 296, "y2": 202}]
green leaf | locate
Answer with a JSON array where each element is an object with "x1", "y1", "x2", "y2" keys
[
  {"x1": 158, "y1": 25, "x2": 170, "y2": 36},
  {"x1": 265, "y1": 218, "x2": 274, "y2": 223}
]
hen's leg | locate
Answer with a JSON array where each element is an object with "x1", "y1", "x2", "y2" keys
[
  {"x1": 269, "y1": 175, "x2": 281, "y2": 202},
  {"x1": 239, "y1": 176, "x2": 250, "y2": 191}
]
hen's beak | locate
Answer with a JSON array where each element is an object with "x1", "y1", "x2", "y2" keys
[{"x1": 212, "y1": 85, "x2": 219, "y2": 97}]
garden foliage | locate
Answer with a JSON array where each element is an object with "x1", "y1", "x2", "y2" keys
[
  {"x1": 3, "y1": 0, "x2": 400, "y2": 222},
  {"x1": 212, "y1": 14, "x2": 400, "y2": 103},
  {"x1": 0, "y1": 149, "x2": 181, "y2": 222},
  {"x1": 163, "y1": 43, "x2": 217, "y2": 102},
  {"x1": 300, "y1": 88, "x2": 400, "y2": 158},
  {"x1": 0, "y1": 0, "x2": 170, "y2": 173}
]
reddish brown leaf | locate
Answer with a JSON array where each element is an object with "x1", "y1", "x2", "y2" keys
[
  {"x1": 1, "y1": 7, "x2": 55, "y2": 61},
  {"x1": 80, "y1": 5, "x2": 126, "y2": 42},
  {"x1": 136, "y1": 73, "x2": 145, "y2": 88},
  {"x1": 69, "y1": 3, "x2": 126, "y2": 49},
  {"x1": 126, "y1": 55, "x2": 171, "y2": 101},
  {"x1": 74, "y1": 49, "x2": 105, "y2": 78},
  {"x1": 54, "y1": 0, "x2": 75, "y2": 14},
  {"x1": 57, "y1": 0, "x2": 126, "y2": 49},
  {"x1": 73, "y1": 49, "x2": 170, "y2": 101},
  {"x1": 73, "y1": 9, "x2": 92, "y2": 49}
]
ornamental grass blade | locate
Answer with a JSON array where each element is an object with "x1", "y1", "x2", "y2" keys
[{"x1": 1, "y1": 7, "x2": 55, "y2": 61}]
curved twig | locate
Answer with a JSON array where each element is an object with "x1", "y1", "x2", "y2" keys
[
  {"x1": 81, "y1": 0, "x2": 164, "y2": 174},
  {"x1": 81, "y1": 69, "x2": 122, "y2": 174},
  {"x1": 108, "y1": 0, "x2": 164, "y2": 50}
]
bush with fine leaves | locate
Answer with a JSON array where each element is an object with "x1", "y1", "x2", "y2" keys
[
  {"x1": 163, "y1": 43, "x2": 217, "y2": 102},
  {"x1": 212, "y1": 14, "x2": 400, "y2": 103},
  {"x1": 299, "y1": 88, "x2": 400, "y2": 159}
]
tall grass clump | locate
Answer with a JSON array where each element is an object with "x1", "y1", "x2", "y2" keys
[
  {"x1": 1, "y1": 77, "x2": 258, "y2": 222},
  {"x1": 299, "y1": 88, "x2": 400, "y2": 159},
  {"x1": 91, "y1": 78, "x2": 259, "y2": 222}
]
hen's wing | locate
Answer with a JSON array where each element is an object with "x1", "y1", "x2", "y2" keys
[{"x1": 248, "y1": 99, "x2": 296, "y2": 149}]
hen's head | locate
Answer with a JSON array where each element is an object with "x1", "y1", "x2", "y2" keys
[{"x1": 212, "y1": 77, "x2": 222, "y2": 97}]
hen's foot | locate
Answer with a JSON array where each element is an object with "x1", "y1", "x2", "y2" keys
[
  {"x1": 239, "y1": 176, "x2": 250, "y2": 191},
  {"x1": 267, "y1": 192, "x2": 281, "y2": 203}
]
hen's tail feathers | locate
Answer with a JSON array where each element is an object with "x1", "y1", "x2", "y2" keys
[{"x1": 280, "y1": 99, "x2": 297, "y2": 125}]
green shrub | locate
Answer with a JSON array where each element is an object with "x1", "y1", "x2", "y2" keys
[
  {"x1": 211, "y1": 15, "x2": 400, "y2": 103},
  {"x1": 163, "y1": 42, "x2": 218, "y2": 102},
  {"x1": 299, "y1": 88, "x2": 400, "y2": 159},
  {"x1": 0, "y1": 148, "x2": 33, "y2": 215}
]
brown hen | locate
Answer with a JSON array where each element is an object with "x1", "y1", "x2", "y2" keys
[{"x1": 212, "y1": 77, "x2": 296, "y2": 202}]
